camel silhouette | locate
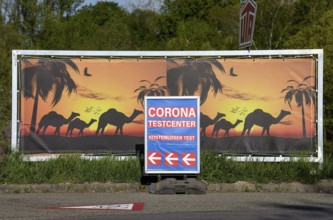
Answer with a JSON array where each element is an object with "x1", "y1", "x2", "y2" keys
[
  {"x1": 96, "y1": 109, "x2": 143, "y2": 136},
  {"x1": 241, "y1": 109, "x2": 291, "y2": 136},
  {"x1": 200, "y1": 112, "x2": 225, "y2": 137},
  {"x1": 36, "y1": 111, "x2": 80, "y2": 136},
  {"x1": 212, "y1": 119, "x2": 243, "y2": 138},
  {"x1": 66, "y1": 118, "x2": 96, "y2": 137}
]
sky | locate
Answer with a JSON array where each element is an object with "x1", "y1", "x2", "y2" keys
[
  {"x1": 20, "y1": 58, "x2": 316, "y2": 138},
  {"x1": 83, "y1": 0, "x2": 162, "y2": 11}
]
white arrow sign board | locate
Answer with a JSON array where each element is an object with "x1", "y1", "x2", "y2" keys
[
  {"x1": 148, "y1": 152, "x2": 161, "y2": 165},
  {"x1": 182, "y1": 153, "x2": 196, "y2": 166},
  {"x1": 165, "y1": 153, "x2": 178, "y2": 165}
]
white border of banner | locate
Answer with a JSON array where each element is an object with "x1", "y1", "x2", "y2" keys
[{"x1": 12, "y1": 49, "x2": 324, "y2": 163}]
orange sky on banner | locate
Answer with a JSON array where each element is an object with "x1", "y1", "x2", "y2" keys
[
  {"x1": 200, "y1": 58, "x2": 316, "y2": 138},
  {"x1": 20, "y1": 59, "x2": 166, "y2": 136},
  {"x1": 20, "y1": 58, "x2": 316, "y2": 138}
]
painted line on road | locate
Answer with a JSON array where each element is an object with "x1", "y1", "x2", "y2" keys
[{"x1": 46, "y1": 202, "x2": 144, "y2": 211}]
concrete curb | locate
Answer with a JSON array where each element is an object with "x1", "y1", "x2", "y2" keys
[
  {"x1": 0, "y1": 183, "x2": 147, "y2": 194},
  {"x1": 0, "y1": 180, "x2": 332, "y2": 194},
  {"x1": 207, "y1": 179, "x2": 333, "y2": 193}
]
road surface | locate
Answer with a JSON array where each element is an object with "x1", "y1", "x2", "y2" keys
[{"x1": 0, "y1": 192, "x2": 332, "y2": 220}]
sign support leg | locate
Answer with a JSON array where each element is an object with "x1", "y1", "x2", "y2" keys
[{"x1": 150, "y1": 176, "x2": 207, "y2": 194}]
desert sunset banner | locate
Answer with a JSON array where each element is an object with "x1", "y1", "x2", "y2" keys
[{"x1": 19, "y1": 58, "x2": 316, "y2": 155}]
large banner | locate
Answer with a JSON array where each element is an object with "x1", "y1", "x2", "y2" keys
[{"x1": 19, "y1": 58, "x2": 316, "y2": 156}]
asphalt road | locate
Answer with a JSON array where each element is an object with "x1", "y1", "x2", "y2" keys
[{"x1": 0, "y1": 192, "x2": 332, "y2": 220}]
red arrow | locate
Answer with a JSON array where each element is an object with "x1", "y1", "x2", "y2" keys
[
  {"x1": 182, "y1": 153, "x2": 196, "y2": 166},
  {"x1": 165, "y1": 152, "x2": 178, "y2": 166},
  {"x1": 148, "y1": 152, "x2": 161, "y2": 165}
]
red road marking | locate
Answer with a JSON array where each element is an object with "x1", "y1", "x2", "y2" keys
[{"x1": 46, "y1": 202, "x2": 144, "y2": 211}]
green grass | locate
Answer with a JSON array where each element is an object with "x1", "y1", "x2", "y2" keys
[
  {"x1": 200, "y1": 151, "x2": 333, "y2": 184},
  {"x1": 0, "y1": 151, "x2": 332, "y2": 184},
  {"x1": 0, "y1": 153, "x2": 141, "y2": 184}
]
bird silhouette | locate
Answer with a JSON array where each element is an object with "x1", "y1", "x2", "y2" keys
[
  {"x1": 229, "y1": 67, "x2": 238, "y2": 77},
  {"x1": 84, "y1": 67, "x2": 92, "y2": 76}
]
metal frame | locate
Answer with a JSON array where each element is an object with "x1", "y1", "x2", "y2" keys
[{"x1": 12, "y1": 49, "x2": 324, "y2": 163}]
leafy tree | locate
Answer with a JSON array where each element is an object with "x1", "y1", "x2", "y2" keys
[
  {"x1": 0, "y1": 21, "x2": 22, "y2": 130},
  {"x1": 285, "y1": 8, "x2": 333, "y2": 156},
  {"x1": 7, "y1": 0, "x2": 40, "y2": 47},
  {"x1": 61, "y1": 2, "x2": 132, "y2": 50},
  {"x1": 165, "y1": 19, "x2": 216, "y2": 50},
  {"x1": 158, "y1": 0, "x2": 239, "y2": 49},
  {"x1": 134, "y1": 76, "x2": 166, "y2": 108},
  {"x1": 37, "y1": 0, "x2": 84, "y2": 49},
  {"x1": 37, "y1": 14, "x2": 67, "y2": 49},
  {"x1": 161, "y1": 0, "x2": 236, "y2": 21},
  {"x1": 0, "y1": 0, "x2": 333, "y2": 157},
  {"x1": 207, "y1": 3, "x2": 239, "y2": 49},
  {"x1": 167, "y1": 59, "x2": 225, "y2": 105},
  {"x1": 290, "y1": 0, "x2": 333, "y2": 35},
  {"x1": 127, "y1": 9, "x2": 162, "y2": 50},
  {"x1": 42, "y1": 0, "x2": 84, "y2": 19},
  {"x1": 254, "y1": 0, "x2": 296, "y2": 49},
  {"x1": 281, "y1": 76, "x2": 316, "y2": 138},
  {"x1": 21, "y1": 59, "x2": 80, "y2": 133}
]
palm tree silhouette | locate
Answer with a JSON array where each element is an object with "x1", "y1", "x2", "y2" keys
[
  {"x1": 21, "y1": 59, "x2": 80, "y2": 133},
  {"x1": 281, "y1": 76, "x2": 316, "y2": 138},
  {"x1": 134, "y1": 76, "x2": 167, "y2": 108},
  {"x1": 167, "y1": 59, "x2": 226, "y2": 105}
]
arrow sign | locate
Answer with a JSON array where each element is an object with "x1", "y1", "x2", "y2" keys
[
  {"x1": 148, "y1": 152, "x2": 161, "y2": 165},
  {"x1": 182, "y1": 153, "x2": 196, "y2": 166},
  {"x1": 145, "y1": 97, "x2": 200, "y2": 174},
  {"x1": 47, "y1": 203, "x2": 144, "y2": 211},
  {"x1": 239, "y1": 0, "x2": 257, "y2": 48},
  {"x1": 165, "y1": 152, "x2": 178, "y2": 166}
]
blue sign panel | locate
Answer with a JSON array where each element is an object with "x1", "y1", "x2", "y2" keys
[{"x1": 144, "y1": 96, "x2": 200, "y2": 174}]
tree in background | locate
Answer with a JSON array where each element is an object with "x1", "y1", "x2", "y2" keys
[
  {"x1": 127, "y1": 9, "x2": 161, "y2": 50},
  {"x1": 254, "y1": 0, "x2": 296, "y2": 49},
  {"x1": 0, "y1": 0, "x2": 332, "y2": 156},
  {"x1": 6, "y1": 0, "x2": 40, "y2": 47},
  {"x1": 0, "y1": 12, "x2": 22, "y2": 130},
  {"x1": 61, "y1": 2, "x2": 132, "y2": 50},
  {"x1": 285, "y1": 7, "x2": 333, "y2": 156},
  {"x1": 159, "y1": 0, "x2": 239, "y2": 50},
  {"x1": 42, "y1": 0, "x2": 84, "y2": 19}
]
